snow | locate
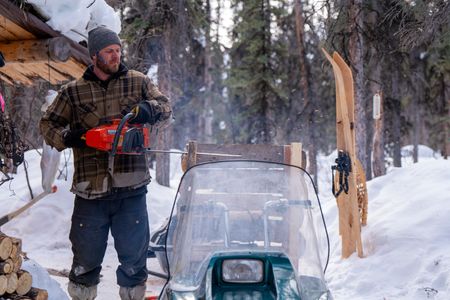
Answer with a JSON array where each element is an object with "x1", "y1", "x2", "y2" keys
[
  {"x1": 1, "y1": 146, "x2": 449, "y2": 299},
  {"x1": 26, "y1": 0, "x2": 121, "y2": 42},
  {"x1": 323, "y1": 158, "x2": 450, "y2": 299}
]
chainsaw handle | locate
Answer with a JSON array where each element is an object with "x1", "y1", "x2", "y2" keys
[{"x1": 111, "y1": 112, "x2": 135, "y2": 157}]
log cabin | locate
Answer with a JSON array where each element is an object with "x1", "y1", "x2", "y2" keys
[{"x1": 0, "y1": 0, "x2": 90, "y2": 85}]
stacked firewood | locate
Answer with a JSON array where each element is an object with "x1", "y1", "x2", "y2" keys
[{"x1": 0, "y1": 234, "x2": 48, "y2": 300}]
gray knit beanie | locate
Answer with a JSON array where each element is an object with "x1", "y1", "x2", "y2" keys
[{"x1": 87, "y1": 26, "x2": 122, "y2": 57}]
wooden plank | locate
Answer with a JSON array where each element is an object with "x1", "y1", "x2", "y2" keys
[
  {"x1": 290, "y1": 143, "x2": 302, "y2": 168},
  {"x1": 0, "y1": 0, "x2": 59, "y2": 39},
  {"x1": 51, "y1": 58, "x2": 85, "y2": 79},
  {"x1": 186, "y1": 141, "x2": 197, "y2": 169},
  {"x1": 1, "y1": 58, "x2": 83, "y2": 85},
  {"x1": 322, "y1": 49, "x2": 352, "y2": 256},
  {"x1": 0, "y1": 65, "x2": 33, "y2": 84},
  {"x1": 0, "y1": 15, "x2": 35, "y2": 41},
  {"x1": 332, "y1": 52, "x2": 363, "y2": 258},
  {"x1": 322, "y1": 49, "x2": 363, "y2": 258},
  {"x1": 195, "y1": 143, "x2": 285, "y2": 164},
  {"x1": 0, "y1": 72, "x2": 13, "y2": 84},
  {"x1": 333, "y1": 52, "x2": 356, "y2": 154}
]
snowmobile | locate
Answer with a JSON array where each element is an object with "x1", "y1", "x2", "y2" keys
[{"x1": 150, "y1": 160, "x2": 333, "y2": 299}]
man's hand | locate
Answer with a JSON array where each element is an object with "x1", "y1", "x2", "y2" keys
[
  {"x1": 62, "y1": 129, "x2": 87, "y2": 148},
  {"x1": 129, "y1": 101, "x2": 161, "y2": 125}
]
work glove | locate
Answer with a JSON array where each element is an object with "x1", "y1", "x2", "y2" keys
[
  {"x1": 62, "y1": 128, "x2": 87, "y2": 148},
  {"x1": 129, "y1": 101, "x2": 161, "y2": 125}
]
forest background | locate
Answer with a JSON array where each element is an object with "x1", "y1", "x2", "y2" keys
[{"x1": 4, "y1": 0, "x2": 449, "y2": 187}]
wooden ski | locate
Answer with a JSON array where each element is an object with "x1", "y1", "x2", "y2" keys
[
  {"x1": 0, "y1": 186, "x2": 57, "y2": 227},
  {"x1": 322, "y1": 49, "x2": 363, "y2": 258}
]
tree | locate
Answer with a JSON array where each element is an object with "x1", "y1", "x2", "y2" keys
[{"x1": 228, "y1": 0, "x2": 287, "y2": 144}]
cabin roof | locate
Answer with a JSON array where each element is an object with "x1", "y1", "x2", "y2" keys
[{"x1": 0, "y1": 0, "x2": 91, "y2": 85}]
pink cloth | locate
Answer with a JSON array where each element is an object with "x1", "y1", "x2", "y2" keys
[{"x1": 0, "y1": 92, "x2": 4, "y2": 112}]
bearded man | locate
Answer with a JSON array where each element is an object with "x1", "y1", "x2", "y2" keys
[{"x1": 40, "y1": 26, "x2": 172, "y2": 300}]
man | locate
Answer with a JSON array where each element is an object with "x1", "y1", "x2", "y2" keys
[{"x1": 40, "y1": 26, "x2": 172, "y2": 300}]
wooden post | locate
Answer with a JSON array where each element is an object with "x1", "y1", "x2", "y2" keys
[{"x1": 186, "y1": 141, "x2": 198, "y2": 169}]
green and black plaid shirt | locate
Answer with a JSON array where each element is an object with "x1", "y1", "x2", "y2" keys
[{"x1": 40, "y1": 64, "x2": 172, "y2": 199}]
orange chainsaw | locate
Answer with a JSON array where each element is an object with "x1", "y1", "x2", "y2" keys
[
  {"x1": 84, "y1": 112, "x2": 241, "y2": 175},
  {"x1": 85, "y1": 114, "x2": 150, "y2": 155}
]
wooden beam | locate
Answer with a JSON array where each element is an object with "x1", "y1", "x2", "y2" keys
[
  {"x1": 195, "y1": 143, "x2": 285, "y2": 164},
  {"x1": 0, "y1": 72, "x2": 13, "y2": 85},
  {"x1": 0, "y1": 37, "x2": 71, "y2": 63},
  {"x1": 0, "y1": 66, "x2": 33, "y2": 85},
  {"x1": 0, "y1": 0, "x2": 59, "y2": 39},
  {"x1": 0, "y1": 0, "x2": 91, "y2": 65},
  {"x1": 0, "y1": 15, "x2": 35, "y2": 42},
  {"x1": 49, "y1": 58, "x2": 85, "y2": 79}
]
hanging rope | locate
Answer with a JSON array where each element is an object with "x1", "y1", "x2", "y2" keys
[{"x1": 331, "y1": 150, "x2": 352, "y2": 197}]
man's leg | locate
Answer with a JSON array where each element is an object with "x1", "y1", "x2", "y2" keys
[
  {"x1": 111, "y1": 191, "x2": 149, "y2": 299},
  {"x1": 69, "y1": 196, "x2": 110, "y2": 299}
]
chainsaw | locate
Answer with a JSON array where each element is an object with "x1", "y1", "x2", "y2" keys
[
  {"x1": 85, "y1": 113, "x2": 149, "y2": 155},
  {"x1": 84, "y1": 113, "x2": 241, "y2": 174}
]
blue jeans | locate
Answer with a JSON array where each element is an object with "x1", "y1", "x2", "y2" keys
[{"x1": 69, "y1": 187, "x2": 149, "y2": 287}]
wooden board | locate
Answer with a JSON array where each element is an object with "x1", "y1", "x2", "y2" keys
[
  {"x1": 0, "y1": 15, "x2": 35, "y2": 42},
  {"x1": 187, "y1": 142, "x2": 306, "y2": 169},
  {"x1": 322, "y1": 49, "x2": 363, "y2": 258}
]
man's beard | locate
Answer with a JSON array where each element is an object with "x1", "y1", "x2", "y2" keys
[{"x1": 96, "y1": 57, "x2": 120, "y2": 75}]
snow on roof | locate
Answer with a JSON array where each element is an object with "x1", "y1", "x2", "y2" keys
[{"x1": 26, "y1": 0, "x2": 121, "y2": 42}]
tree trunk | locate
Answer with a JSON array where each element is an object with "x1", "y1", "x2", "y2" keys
[
  {"x1": 392, "y1": 67, "x2": 402, "y2": 167},
  {"x1": 443, "y1": 74, "x2": 449, "y2": 159},
  {"x1": 294, "y1": 0, "x2": 317, "y2": 182},
  {"x1": 411, "y1": 51, "x2": 427, "y2": 163},
  {"x1": 347, "y1": 0, "x2": 367, "y2": 176},
  {"x1": 202, "y1": 0, "x2": 214, "y2": 143},
  {"x1": 156, "y1": 31, "x2": 173, "y2": 187},
  {"x1": 412, "y1": 96, "x2": 419, "y2": 163}
]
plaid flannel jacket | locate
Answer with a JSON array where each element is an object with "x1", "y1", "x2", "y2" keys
[{"x1": 40, "y1": 64, "x2": 172, "y2": 199}]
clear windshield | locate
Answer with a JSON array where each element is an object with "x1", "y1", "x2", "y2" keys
[{"x1": 165, "y1": 161, "x2": 328, "y2": 294}]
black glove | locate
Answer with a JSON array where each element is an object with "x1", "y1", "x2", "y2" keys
[
  {"x1": 62, "y1": 129, "x2": 87, "y2": 148},
  {"x1": 129, "y1": 101, "x2": 161, "y2": 125}
]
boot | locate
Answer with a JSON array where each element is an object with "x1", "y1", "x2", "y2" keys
[
  {"x1": 119, "y1": 282, "x2": 146, "y2": 300},
  {"x1": 68, "y1": 281, "x2": 97, "y2": 300}
]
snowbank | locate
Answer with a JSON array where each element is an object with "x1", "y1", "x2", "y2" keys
[{"x1": 323, "y1": 159, "x2": 450, "y2": 299}]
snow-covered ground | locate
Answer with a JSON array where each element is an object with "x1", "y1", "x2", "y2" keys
[
  {"x1": 1, "y1": 145, "x2": 449, "y2": 299},
  {"x1": 0, "y1": 149, "x2": 181, "y2": 299},
  {"x1": 323, "y1": 150, "x2": 450, "y2": 300}
]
